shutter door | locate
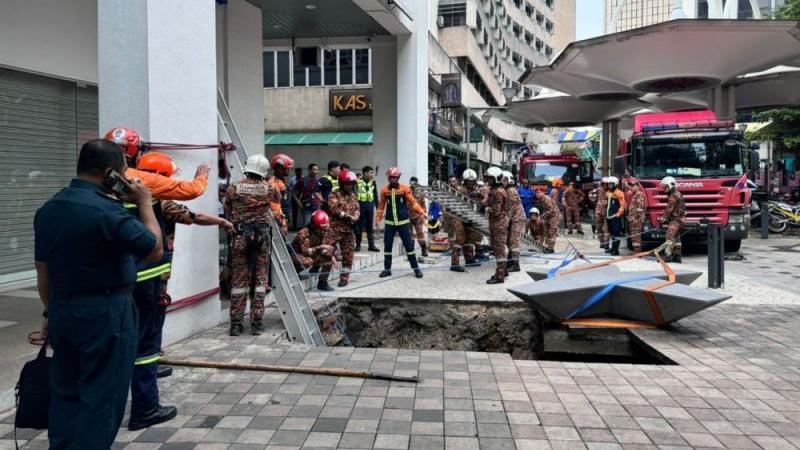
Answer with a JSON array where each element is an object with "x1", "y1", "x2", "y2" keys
[{"x1": 0, "y1": 68, "x2": 97, "y2": 280}]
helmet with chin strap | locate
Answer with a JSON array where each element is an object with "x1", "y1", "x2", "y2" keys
[
  {"x1": 660, "y1": 176, "x2": 677, "y2": 192},
  {"x1": 486, "y1": 166, "x2": 503, "y2": 184}
]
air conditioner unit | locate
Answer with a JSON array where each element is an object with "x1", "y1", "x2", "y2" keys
[{"x1": 437, "y1": 15, "x2": 445, "y2": 28}]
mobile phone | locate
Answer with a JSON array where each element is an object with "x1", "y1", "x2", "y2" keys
[{"x1": 106, "y1": 170, "x2": 133, "y2": 198}]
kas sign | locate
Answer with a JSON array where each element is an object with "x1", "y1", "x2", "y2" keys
[{"x1": 329, "y1": 89, "x2": 373, "y2": 116}]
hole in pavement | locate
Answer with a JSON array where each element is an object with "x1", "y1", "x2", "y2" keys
[{"x1": 321, "y1": 298, "x2": 675, "y2": 365}]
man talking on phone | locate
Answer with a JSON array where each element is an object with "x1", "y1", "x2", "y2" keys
[{"x1": 34, "y1": 139, "x2": 163, "y2": 449}]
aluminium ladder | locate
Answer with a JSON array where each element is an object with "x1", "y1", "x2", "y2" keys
[{"x1": 217, "y1": 89, "x2": 325, "y2": 346}]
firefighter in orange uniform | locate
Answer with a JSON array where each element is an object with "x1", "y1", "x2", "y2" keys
[{"x1": 375, "y1": 167, "x2": 425, "y2": 279}]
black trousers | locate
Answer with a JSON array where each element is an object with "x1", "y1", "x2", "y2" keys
[
  {"x1": 355, "y1": 202, "x2": 375, "y2": 248},
  {"x1": 607, "y1": 216, "x2": 623, "y2": 252},
  {"x1": 383, "y1": 223, "x2": 419, "y2": 270},
  {"x1": 49, "y1": 294, "x2": 137, "y2": 449},
  {"x1": 131, "y1": 278, "x2": 166, "y2": 419}
]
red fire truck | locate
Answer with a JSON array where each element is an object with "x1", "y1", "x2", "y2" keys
[
  {"x1": 518, "y1": 147, "x2": 596, "y2": 194},
  {"x1": 617, "y1": 110, "x2": 755, "y2": 252}
]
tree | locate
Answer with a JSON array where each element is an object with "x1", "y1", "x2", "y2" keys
[{"x1": 775, "y1": 0, "x2": 800, "y2": 19}]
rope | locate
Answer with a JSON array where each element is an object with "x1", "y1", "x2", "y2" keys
[{"x1": 142, "y1": 141, "x2": 237, "y2": 152}]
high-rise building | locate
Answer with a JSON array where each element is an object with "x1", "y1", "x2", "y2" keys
[{"x1": 604, "y1": 0, "x2": 787, "y2": 34}]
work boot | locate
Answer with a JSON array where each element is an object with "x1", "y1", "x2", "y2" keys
[
  {"x1": 251, "y1": 322, "x2": 264, "y2": 336},
  {"x1": 354, "y1": 245, "x2": 362, "y2": 252},
  {"x1": 486, "y1": 275, "x2": 504, "y2": 284},
  {"x1": 379, "y1": 270, "x2": 392, "y2": 278},
  {"x1": 671, "y1": 254, "x2": 682, "y2": 263},
  {"x1": 420, "y1": 242, "x2": 429, "y2": 257},
  {"x1": 543, "y1": 248, "x2": 554, "y2": 254},
  {"x1": 465, "y1": 258, "x2": 481, "y2": 267},
  {"x1": 577, "y1": 229, "x2": 584, "y2": 235},
  {"x1": 338, "y1": 278, "x2": 349, "y2": 287},
  {"x1": 317, "y1": 281, "x2": 334, "y2": 291},
  {"x1": 567, "y1": 230, "x2": 573, "y2": 235},
  {"x1": 508, "y1": 261, "x2": 521, "y2": 273},
  {"x1": 128, "y1": 405, "x2": 178, "y2": 431},
  {"x1": 156, "y1": 365, "x2": 173, "y2": 379},
  {"x1": 414, "y1": 269, "x2": 423, "y2": 278},
  {"x1": 229, "y1": 323, "x2": 244, "y2": 337},
  {"x1": 368, "y1": 245, "x2": 380, "y2": 252},
  {"x1": 450, "y1": 265, "x2": 466, "y2": 273}
]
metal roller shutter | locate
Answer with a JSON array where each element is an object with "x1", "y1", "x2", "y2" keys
[{"x1": 0, "y1": 68, "x2": 98, "y2": 283}]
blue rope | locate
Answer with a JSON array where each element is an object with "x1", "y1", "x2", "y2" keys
[
  {"x1": 547, "y1": 253, "x2": 577, "y2": 278},
  {"x1": 565, "y1": 275, "x2": 654, "y2": 319}
]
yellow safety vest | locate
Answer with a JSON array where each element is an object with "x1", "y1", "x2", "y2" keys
[
  {"x1": 356, "y1": 179, "x2": 375, "y2": 203},
  {"x1": 324, "y1": 174, "x2": 339, "y2": 193}
]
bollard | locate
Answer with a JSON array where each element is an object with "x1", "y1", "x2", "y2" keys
[
  {"x1": 760, "y1": 200, "x2": 769, "y2": 239},
  {"x1": 707, "y1": 224, "x2": 725, "y2": 288}
]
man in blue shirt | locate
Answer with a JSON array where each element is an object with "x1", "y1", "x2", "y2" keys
[
  {"x1": 518, "y1": 179, "x2": 536, "y2": 218},
  {"x1": 34, "y1": 139, "x2": 163, "y2": 449}
]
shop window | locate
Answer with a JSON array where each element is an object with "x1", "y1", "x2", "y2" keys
[
  {"x1": 293, "y1": 65, "x2": 307, "y2": 87},
  {"x1": 308, "y1": 66, "x2": 321, "y2": 86},
  {"x1": 323, "y1": 49, "x2": 337, "y2": 86},
  {"x1": 276, "y1": 51, "x2": 290, "y2": 87},
  {"x1": 339, "y1": 49, "x2": 353, "y2": 85},
  {"x1": 263, "y1": 51, "x2": 275, "y2": 88},
  {"x1": 439, "y1": 2, "x2": 467, "y2": 27},
  {"x1": 355, "y1": 48, "x2": 369, "y2": 84}
]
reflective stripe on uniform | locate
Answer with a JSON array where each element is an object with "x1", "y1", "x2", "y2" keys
[
  {"x1": 254, "y1": 286, "x2": 267, "y2": 293},
  {"x1": 385, "y1": 219, "x2": 409, "y2": 226},
  {"x1": 134, "y1": 353, "x2": 160, "y2": 365},
  {"x1": 356, "y1": 179, "x2": 375, "y2": 202},
  {"x1": 136, "y1": 263, "x2": 172, "y2": 282},
  {"x1": 231, "y1": 287, "x2": 249, "y2": 295},
  {"x1": 391, "y1": 189, "x2": 399, "y2": 224}
]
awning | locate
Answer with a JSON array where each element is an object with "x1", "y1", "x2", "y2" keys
[
  {"x1": 264, "y1": 132, "x2": 373, "y2": 145},
  {"x1": 429, "y1": 133, "x2": 469, "y2": 157}
]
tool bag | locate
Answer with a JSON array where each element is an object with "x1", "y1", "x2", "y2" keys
[{"x1": 15, "y1": 339, "x2": 50, "y2": 430}]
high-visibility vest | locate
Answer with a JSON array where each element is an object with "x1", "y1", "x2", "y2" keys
[
  {"x1": 324, "y1": 174, "x2": 339, "y2": 193},
  {"x1": 356, "y1": 179, "x2": 375, "y2": 203},
  {"x1": 123, "y1": 199, "x2": 172, "y2": 283}
]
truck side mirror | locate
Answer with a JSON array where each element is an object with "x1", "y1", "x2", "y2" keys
[{"x1": 613, "y1": 155, "x2": 628, "y2": 178}]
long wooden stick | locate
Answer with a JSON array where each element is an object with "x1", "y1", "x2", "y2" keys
[{"x1": 159, "y1": 358, "x2": 419, "y2": 383}]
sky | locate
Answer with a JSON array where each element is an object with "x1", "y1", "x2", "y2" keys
[{"x1": 576, "y1": 0, "x2": 605, "y2": 40}]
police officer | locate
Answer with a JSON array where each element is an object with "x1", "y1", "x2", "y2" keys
[
  {"x1": 376, "y1": 167, "x2": 425, "y2": 278},
  {"x1": 604, "y1": 176, "x2": 626, "y2": 256},
  {"x1": 225, "y1": 155, "x2": 282, "y2": 336},
  {"x1": 354, "y1": 166, "x2": 379, "y2": 252},
  {"x1": 318, "y1": 160, "x2": 341, "y2": 207},
  {"x1": 659, "y1": 176, "x2": 685, "y2": 263},
  {"x1": 35, "y1": 139, "x2": 163, "y2": 449}
]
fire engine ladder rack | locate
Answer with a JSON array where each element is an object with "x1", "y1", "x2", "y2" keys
[
  {"x1": 423, "y1": 182, "x2": 540, "y2": 249},
  {"x1": 218, "y1": 89, "x2": 325, "y2": 347}
]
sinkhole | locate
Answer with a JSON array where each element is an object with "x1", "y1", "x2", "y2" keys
[{"x1": 319, "y1": 298, "x2": 675, "y2": 365}]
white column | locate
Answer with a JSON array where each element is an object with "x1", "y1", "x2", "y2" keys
[
  {"x1": 99, "y1": 1, "x2": 220, "y2": 345},
  {"x1": 395, "y1": 0, "x2": 429, "y2": 185},
  {"x1": 372, "y1": 38, "x2": 398, "y2": 188}
]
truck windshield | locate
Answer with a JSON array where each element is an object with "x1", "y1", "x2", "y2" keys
[
  {"x1": 523, "y1": 162, "x2": 582, "y2": 184},
  {"x1": 633, "y1": 139, "x2": 744, "y2": 178}
]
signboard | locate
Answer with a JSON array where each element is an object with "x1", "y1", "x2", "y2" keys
[
  {"x1": 329, "y1": 89, "x2": 373, "y2": 116},
  {"x1": 440, "y1": 73, "x2": 461, "y2": 108},
  {"x1": 469, "y1": 127, "x2": 484, "y2": 143},
  {"x1": 432, "y1": 114, "x2": 452, "y2": 139},
  {"x1": 452, "y1": 121, "x2": 464, "y2": 142}
]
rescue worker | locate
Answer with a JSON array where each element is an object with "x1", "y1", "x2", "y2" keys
[
  {"x1": 626, "y1": 178, "x2": 646, "y2": 253},
  {"x1": 35, "y1": 139, "x2": 162, "y2": 448},
  {"x1": 267, "y1": 153, "x2": 294, "y2": 234},
  {"x1": 449, "y1": 169, "x2": 482, "y2": 272},
  {"x1": 527, "y1": 207, "x2": 545, "y2": 247},
  {"x1": 376, "y1": 167, "x2": 425, "y2": 279},
  {"x1": 563, "y1": 181, "x2": 584, "y2": 234},
  {"x1": 534, "y1": 188, "x2": 561, "y2": 253},
  {"x1": 327, "y1": 170, "x2": 360, "y2": 287},
  {"x1": 225, "y1": 154, "x2": 281, "y2": 336},
  {"x1": 409, "y1": 176, "x2": 429, "y2": 257},
  {"x1": 105, "y1": 127, "x2": 209, "y2": 199},
  {"x1": 549, "y1": 178, "x2": 565, "y2": 232},
  {"x1": 355, "y1": 166, "x2": 379, "y2": 252},
  {"x1": 292, "y1": 210, "x2": 336, "y2": 291},
  {"x1": 659, "y1": 176, "x2": 685, "y2": 263},
  {"x1": 604, "y1": 176, "x2": 626, "y2": 256},
  {"x1": 318, "y1": 160, "x2": 341, "y2": 207},
  {"x1": 503, "y1": 171, "x2": 525, "y2": 273},
  {"x1": 447, "y1": 175, "x2": 459, "y2": 191},
  {"x1": 486, "y1": 167, "x2": 509, "y2": 284},
  {"x1": 593, "y1": 179, "x2": 609, "y2": 249}
]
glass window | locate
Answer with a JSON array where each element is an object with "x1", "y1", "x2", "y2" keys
[
  {"x1": 293, "y1": 66, "x2": 307, "y2": 87},
  {"x1": 355, "y1": 48, "x2": 369, "y2": 84},
  {"x1": 276, "y1": 51, "x2": 290, "y2": 87},
  {"x1": 323, "y1": 49, "x2": 337, "y2": 86},
  {"x1": 263, "y1": 51, "x2": 275, "y2": 88},
  {"x1": 634, "y1": 139, "x2": 744, "y2": 178},
  {"x1": 308, "y1": 65, "x2": 321, "y2": 86},
  {"x1": 339, "y1": 49, "x2": 353, "y2": 85}
]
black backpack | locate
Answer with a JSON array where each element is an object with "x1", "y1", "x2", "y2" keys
[{"x1": 15, "y1": 340, "x2": 50, "y2": 431}]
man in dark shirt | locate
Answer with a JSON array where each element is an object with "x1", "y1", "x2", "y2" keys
[
  {"x1": 34, "y1": 139, "x2": 163, "y2": 449},
  {"x1": 317, "y1": 160, "x2": 341, "y2": 208}
]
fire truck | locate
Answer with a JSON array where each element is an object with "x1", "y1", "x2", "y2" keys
[
  {"x1": 517, "y1": 145, "x2": 596, "y2": 194},
  {"x1": 617, "y1": 110, "x2": 756, "y2": 252}
]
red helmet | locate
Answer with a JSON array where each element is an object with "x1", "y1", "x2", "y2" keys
[
  {"x1": 137, "y1": 152, "x2": 177, "y2": 177},
  {"x1": 104, "y1": 127, "x2": 142, "y2": 158},
  {"x1": 386, "y1": 167, "x2": 401, "y2": 177},
  {"x1": 311, "y1": 210, "x2": 329, "y2": 227},
  {"x1": 339, "y1": 169, "x2": 357, "y2": 184},
  {"x1": 270, "y1": 153, "x2": 294, "y2": 169}
]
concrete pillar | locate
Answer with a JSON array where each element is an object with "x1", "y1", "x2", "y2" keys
[
  {"x1": 395, "y1": 0, "x2": 429, "y2": 185},
  {"x1": 98, "y1": 1, "x2": 220, "y2": 344},
  {"x1": 608, "y1": 120, "x2": 620, "y2": 174},
  {"x1": 708, "y1": 85, "x2": 736, "y2": 121},
  {"x1": 372, "y1": 38, "x2": 398, "y2": 189},
  {"x1": 600, "y1": 121, "x2": 610, "y2": 176}
]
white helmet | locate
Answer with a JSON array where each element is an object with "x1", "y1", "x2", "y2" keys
[
  {"x1": 244, "y1": 154, "x2": 270, "y2": 177},
  {"x1": 486, "y1": 166, "x2": 503, "y2": 184},
  {"x1": 502, "y1": 171, "x2": 514, "y2": 184},
  {"x1": 660, "y1": 176, "x2": 677, "y2": 192},
  {"x1": 607, "y1": 176, "x2": 619, "y2": 189},
  {"x1": 462, "y1": 169, "x2": 478, "y2": 181},
  {"x1": 529, "y1": 207, "x2": 540, "y2": 216}
]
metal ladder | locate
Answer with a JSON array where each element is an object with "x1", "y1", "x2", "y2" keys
[{"x1": 217, "y1": 89, "x2": 325, "y2": 346}]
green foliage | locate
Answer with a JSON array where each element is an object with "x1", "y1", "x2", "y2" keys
[
  {"x1": 775, "y1": 0, "x2": 800, "y2": 19},
  {"x1": 749, "y1": 107, "x2": 800, "y2": 149}
]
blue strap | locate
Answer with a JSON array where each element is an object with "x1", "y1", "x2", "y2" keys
[
  {"x1": 566, "y1": 276, "x2": 654, "y2": 319},
  {"x1": 547, "y1": 256, "x2": 577, "y2": 278}
]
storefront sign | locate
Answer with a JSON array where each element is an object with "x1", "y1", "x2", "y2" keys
[
  {"x1": 440, "y1": 73, "x2": 461, "y2": 108},
  {"x1": 452, "y1": 121, "x2": 465, "y2": 142},
  {"x1": 432, "y1": 114, "x2": 452, "y2": 139},
  {"x1": 329, "y1": 89, "x2": 373, "y2": 116},
  {"x1": 469, "y1": 127, "x2": 484, "y2": 143}
]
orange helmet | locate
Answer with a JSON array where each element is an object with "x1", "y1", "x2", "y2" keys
[
  {"x1": 386, "y1": 167, "x2": 401, "y2": 177},
  {"x1": 270, "y1": 153, "x2": 294, "y2": 169},
  {"x1": 137, "y1": 152, "x2": 177, "y2": 177},
  {"x1": 551, "y1": 178, "x2": 564, "y2": 187},
  {"x1": 105, "y1": 127, "x2": 142, "y2": 158}
]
